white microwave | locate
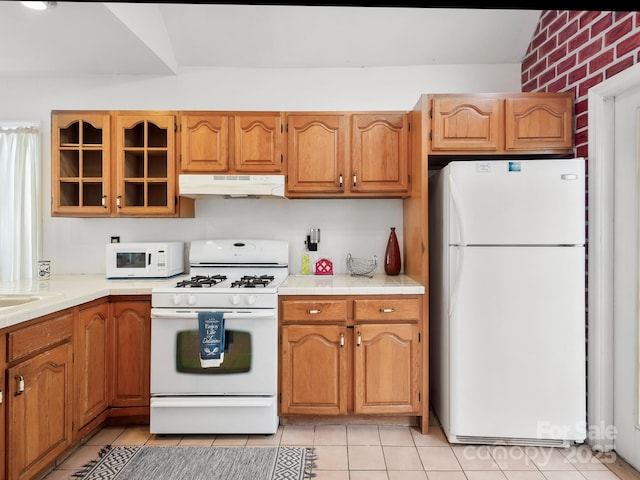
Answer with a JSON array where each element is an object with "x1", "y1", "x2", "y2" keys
[{"x1": 106, "y1": 242, "x2": 185, "y2": 279}]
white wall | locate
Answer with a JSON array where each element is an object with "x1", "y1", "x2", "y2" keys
[{"x1": 0, "y1": 64, "x2": 522, "y2": 275}]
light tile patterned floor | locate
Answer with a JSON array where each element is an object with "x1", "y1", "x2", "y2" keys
[{"x1": 44, "y1": 423, "x2": 622, "y2": 480}]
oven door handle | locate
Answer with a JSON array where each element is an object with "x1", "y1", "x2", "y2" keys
[{"x1": 151, "y1": 309, "x2": 276, "y2": 320}]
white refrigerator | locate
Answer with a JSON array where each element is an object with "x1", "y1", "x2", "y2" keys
[{"x1": 429, "y1": 158, "x2": 586, "y2": 447}]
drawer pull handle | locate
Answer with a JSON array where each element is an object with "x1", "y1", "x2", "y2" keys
[
  {"x1": 0, "y1": 389, "x2": 3, "y2": 404},
  {"x1": 307, "y1": 309, "x2": 322, "y2": 314},
  {"x1": 15, "y1": 375, "x2": 24, "y2": 396},
  {"x1": 101, "y1": 195, "x2": 107, "y2": 208},
  {"x1": 340, "y1": 332, "x2": 345, "y2": 347},
  {"x1": 357, "y1": 331, "x2": 362, "y2": 346},
  {"x1": 379, "y1": 308, "x2": 395, "y2": 313},
  {"x1": 339, "y1": 174, "x2": 343, "y2": 187},
  {"x1": 116, "y1": 195, "x2": 122, "y2": 208}
]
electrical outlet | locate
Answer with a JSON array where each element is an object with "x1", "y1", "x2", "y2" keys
[{"x1": 110, "y1": 236, "x2": 120, "y2": 243}]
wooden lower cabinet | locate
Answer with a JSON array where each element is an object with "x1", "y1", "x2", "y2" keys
[
  {"x1": 279, "y1": 296, "x2": 422, "y2": 418},
  {"x1": 110, "y1": 298, "x2": 151, "y2": 408},
  {"x1": 0, "y1": 335, "x2": 5, "y2": 480},
  {"x1": 75, "y1": 300, "x2": 110, "y2": 437},
  {"x1": 354, "y1": 323, "x2": 420, "y2": 414},
  {"x1": 6, "y1": 312, "x2": 74, "y2": 480},
  {"x1": 281, "y1": 325, "x2": 349, "y2": 415}
]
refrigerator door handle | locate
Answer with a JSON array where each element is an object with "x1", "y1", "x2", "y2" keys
[
  {"x1": 449, "y1": 245, "x2": 464, "y2": 317},
  {"x1": 449, "y1": 176, "x2": 465, "y2": 245},
  {"x1": 448, "y1": 176, "x2": 465, "y2": 317}
]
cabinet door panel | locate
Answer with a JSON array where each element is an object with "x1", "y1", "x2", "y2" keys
[
  {"x1": 111, "y1": 301, "x2": 150, "y2": 407},
  {"x1": 7, "y1": 342, "x2": 73, "y2": 480},
  {"x1": 181, "y1": 114, "x2": 229, "y2": 172},
  {"x1": 115, "y1": 113, "x2": 176, "y2": 215},
  {"x1": 351, "y1": 114, "x2": 409, "y2": 194},
  {"x1": 76, "y1": 303, "x2": 109, "y2": 432},
  {"x1": 287, "y1": 114, "x2": 346, "y2": 194},
  {"x1": 505, "y1": 95, "x2": 574, "y2": 151},
  {"x1": 354, "y1": 323, "x2": 420, "y2": 414},
  {"x1": 234, "y1": 114, "x2": 283, "y2": 172},
  {"x1": 281, "y1": 325, "x2": 348, "y2": 415},
  {"x1": 430, "y1": 96, "x2": 502, "y2": 151},
  {"x1": 52, "y1": 111, "x2": 112, "y2": 216}
]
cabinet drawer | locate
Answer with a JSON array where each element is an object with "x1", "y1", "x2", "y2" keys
[
  {"x1": 354, "y1": 298, "x2": 420, "y2": 322},
  {"x1": 8, "y1": 312, "x2": 73, "y2": 362},
  {"x1": 281, "y1": 300, "x2": 347, "y2": 324}
]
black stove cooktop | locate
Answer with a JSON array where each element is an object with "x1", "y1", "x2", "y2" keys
[{"x1": 175, "y1": 274, "x2": 276, "y2": 288}]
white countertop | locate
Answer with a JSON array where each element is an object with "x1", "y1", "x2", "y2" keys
[
  {"x1": 0, "y1": 273, "x2": 424, "y2": 330},
  {"x1": 0, "y1": 274, "x2": 174, "y2": 330},
  {"x1": 278, "y1": 273, "x2": 425, "y2": 296}
]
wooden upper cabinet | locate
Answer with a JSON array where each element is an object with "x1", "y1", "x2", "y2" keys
[
  {"x1": 428, "y1": 92, "x2": 574, "y2": 155},
  {"x1": 286, "y1": 112, "x2": 410, "y2": 198},
  {"x1": 52, "y1": 110, "x2": 193, "y2": 218},
  {"x1": 505, "y1": 94, "x2": 574, "y2": 152},
  {"x1": 351, "y1": 113, "x2": 409, "y2": 195},
  {"x1": 234, "y1": 113, "x2": 284, "y2": 172},
  {"x1": 52, "y1": 111, "x2": 112, "y2": 216},
  {"x1": 114, "y1": 112, "x2": 176, "y2": 216},
  {"x1": 179, "y1": 112, "x2": 284, "y2": 174},
  {"x1": 430, "y1": 95, "x2": 502, "y2": 152},
  {"x1": 180, "y1": 113, "x2": 229, "y2": 172},
  {"x1": 286, "y1": 113, "x2": 347, "y2": 195}
]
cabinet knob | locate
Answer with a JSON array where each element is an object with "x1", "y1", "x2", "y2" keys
[
  {"x1": 307, "y1": 309, "x2": 322, "y2": 315},
  {"x1": 14, "y1": 375, "x2": 24, "y2": 396},
  {"x1": 379, "y1": 308, "x2": 395, "y2": 313},
  {"x1": 0, "y1": 389, "x2": 3, "y2": 404}
]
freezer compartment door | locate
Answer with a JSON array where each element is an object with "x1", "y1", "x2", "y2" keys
[
  {"x1": 448, "y1": 245, "x2": 586, "y2": 442},
  {"x1": 447, "y1": 158, "x2": 585, "y2": 245}
]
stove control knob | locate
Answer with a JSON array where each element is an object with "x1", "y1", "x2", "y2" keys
[
  {"x1": 187, "y1": 295, "x2": 197, "y2": 306},
  {"x1": 172, "y1": 295, "x2": 181, "y2": 306},
  {"x1": 230, "y1": 295, "x2": 240, "y2": 306},
  {"x1": 246, "y1": 295, "x2": 256, "y2": 306}
]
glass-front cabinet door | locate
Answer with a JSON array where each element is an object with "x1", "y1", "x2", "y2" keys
[
  {"x1": 52, "y1": 112, "x2": 111, "y2": 216},
  {"x1": 114, "y1": 113, "x2": 176, "y2": 216}
]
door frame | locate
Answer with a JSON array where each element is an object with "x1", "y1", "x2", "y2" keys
[{"x1": 587, "y1": 61, "x2": 640, "y2": 451}]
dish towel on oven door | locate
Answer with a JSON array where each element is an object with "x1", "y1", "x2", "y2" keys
[{"x1": 198, "y1": 311, "x2": 225, "y2": 368}]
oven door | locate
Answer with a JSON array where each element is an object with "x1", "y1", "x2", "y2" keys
[{"x1": 150, "y1": 308, "x2": 277, "y2": 396}]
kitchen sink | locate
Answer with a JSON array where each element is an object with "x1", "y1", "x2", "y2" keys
[{"x1": 0, "y1": 293, "x2": 61, "y2": 309}]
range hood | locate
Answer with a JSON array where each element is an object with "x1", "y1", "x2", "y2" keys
[{"x1": 179, "y1": 174, "x2": 286, "y2": 198}]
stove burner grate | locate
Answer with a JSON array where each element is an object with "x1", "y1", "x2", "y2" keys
[
  {"x1": 231, "y1": 275, "x2": 275, "y2": 288},
  {"x1": 176, "y1": 274, "x2": 228, "y2": 288}
]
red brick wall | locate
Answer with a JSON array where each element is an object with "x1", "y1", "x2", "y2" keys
[{"x1": 521, "y1": 10, "x2": 640, "y2": 158}]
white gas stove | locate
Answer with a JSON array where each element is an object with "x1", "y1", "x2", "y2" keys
[
  {"x1": 152, "y1": 239, "x2": 289, "y2": 309},
  {"x1": 149, "y1": 239, "x2": 288, "y2": 435}
]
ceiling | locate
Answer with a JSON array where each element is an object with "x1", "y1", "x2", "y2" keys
[{"x1": 0, "y1": 1, "x2": 547, "y2": 76}]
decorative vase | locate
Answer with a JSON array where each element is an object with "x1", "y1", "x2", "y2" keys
[{"x1": 384, "y1": 227, "x2": 401, "y2": 275}]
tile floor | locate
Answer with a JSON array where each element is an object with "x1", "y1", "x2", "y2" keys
[{"x1": 43, "y1": 422, "x2": 622, "y2": 480}]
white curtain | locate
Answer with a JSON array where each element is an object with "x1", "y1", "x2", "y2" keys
[{"x1": 0, "y1": 123, "x2": 41, "y2": 282}]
